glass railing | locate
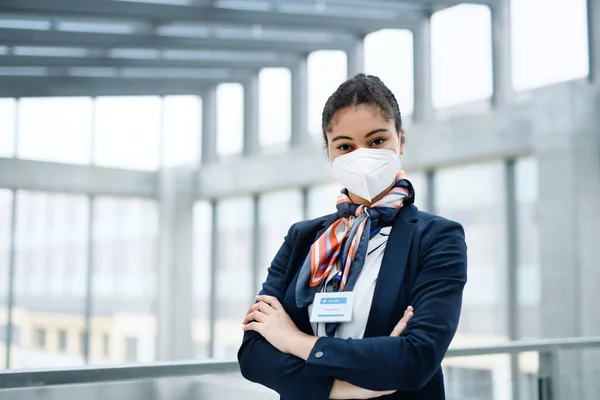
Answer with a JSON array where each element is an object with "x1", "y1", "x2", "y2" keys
[{"x1": 1, "y1": 336, "x2": 599, "y2": 400}]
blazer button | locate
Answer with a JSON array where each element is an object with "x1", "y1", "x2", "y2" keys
[{"x1": 314, "y1": 351, "x2": 324, "y2": 359}]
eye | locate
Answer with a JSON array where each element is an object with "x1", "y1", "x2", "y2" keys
[
  {"x1": 337, "y1": 144, "x2": 353, "y2": 151},
  {"x1": 370, "y1": 138, "x2": 386, "y2": 146}
]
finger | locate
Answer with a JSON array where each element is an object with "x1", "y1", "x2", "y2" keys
[
  {"x1": 256, "y1": 301, "x2": 275, "y2": 315},
  {"x1": 390, "y1": 311, "x2": 414, "y2": 337},
  {"x1": 242, "y1": 310, "x2": 268, "y2": 325},
  {"x1": 256, "y1": 295, "x2": 284, "y2": 311},
  {"x1": 242, "y1": 322, "x2": 261, "y2": 332}
]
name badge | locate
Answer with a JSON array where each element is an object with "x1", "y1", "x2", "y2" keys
[{"x1": 309, "y1": 292, "x2": 355, "y2": 323}]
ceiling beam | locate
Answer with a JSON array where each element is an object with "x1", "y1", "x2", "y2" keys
[
  {"x1": 0, "y1": 76, "x2": 238, "y2": 97},
  {"x1": 0, "y1": 0, "x2": 422, "y2": 33},
  {"x1": 0, "y1": 54, "x2": 298, "y2": 70},
  {"x1": 0, "y1": 158, "x2": 157, "y2": 198},
  {"x1": 0, "y1": 28, "x2": 353, "y2": 53}
]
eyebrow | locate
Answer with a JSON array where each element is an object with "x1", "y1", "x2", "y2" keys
[{"x1": 330, "y1": 128, "x2": 389, "y2": 143}]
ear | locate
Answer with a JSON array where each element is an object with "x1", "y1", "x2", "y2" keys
[{"x1": 399, "y1": 129, "x2": 406, "y2": 155}]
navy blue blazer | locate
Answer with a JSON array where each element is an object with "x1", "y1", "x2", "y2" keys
[{"x1": 238, "y1": 204, "x2": 467, "y2": 400}]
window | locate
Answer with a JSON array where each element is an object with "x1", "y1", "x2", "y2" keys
[
  {"x1": 258, "y1": 190, "x2": 303, "y2": 292},
  {"x1": 406, "y1": 171, "x2": 429, "y2": 212},
  {"x1": 94, "y1": 96, "x2": 161, "y2": 170},
  {"x1": 125, "y1": 337, "x2": 138, "y2": 362},
  {"x1": 58, "y1": 330, "x2": 68, "y2": 352},
  {"x1": 307, "y1": 183, "x2": 343, "y2": 220},
  {"x1": 307, "y1": 51, "x2": 348, "y2": 136},
  {"x1": 162, "y1": 95, "x2": 201, "y2": 167},
  {"x1": 34, "y1": 328, "x2": 46, "y2": 349},
  {"x1": 512, "y1": 0, "x2": 588, "y2": 90},
  {"x1": 80, "y1": 331, "x2": 86, "y2": 355},
  {"x1": 431, "y1": 5, "x2": 492, "y2": 108},
  {"x1": 214, "y1": 197, "x2": 253, "y2": 359},
  {"x1": 259, "y1": 68, "x2": 291, "y2": 147},
  {"x1": 0, "y1": 190, "x2": 12, "y2": 367},
  {"x1": 193, "y1": 201, "x2": 212, "y2": 358},
  {"x1": 515, "y1": 157, "x2": 540, "y2": 339},
  {"x1": 17, "y1": 97, "x2": 93, "y2": 164},
  {"x1": 365, "y1": 29, "x2": 414, "y2": 116},
  {"x1": 0, "y1": 98, "x2": 16, "y2": 157},
  {"x1": 435, "y1": 162, "x2": 508, "y2": 342},
  {"x1": 216, "y1": 83, "x2": 244, "y2": 156},
  {"x1": 13, "y1": 191, "x2": 88, "y2": 368},
  {"x1": 103, "y1": 333, "x2": 110, "y2": 357},
  {"x1": 91, "y1": 197, "x2": 158, "y2": 365}
]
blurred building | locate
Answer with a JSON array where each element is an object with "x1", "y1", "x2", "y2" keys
[{"x1": 0, "y1": 0, "x2": 599, "y2": 399}]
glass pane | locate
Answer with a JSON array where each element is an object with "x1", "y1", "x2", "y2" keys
[
  {"x1": 435, "y1": 162, "x2": 508, "y2": 344},
  {"x1": 431, "y1": 5, "x2": 493, "y2": 107},
  {"x1": 407, "y1": 171, "x2": 429, "y2": 212},
  {"x1": 18, "y1": 98, "x2": 92, "y2": 164},
  {"x1": 259, "y1": 68, "x2": 291, "y2": 147},
  {"x1": 214, "y1": 197, "x2": 253, "y2": 359},
  {"x1": 257, "y1": 190, "x2": 303, "y2": 292},
  {"x1": 0, "y1": 190, "x2": 13, "y2": 369},
  {"x1": 0, "y1": 98, "x2": 16, "y2": 157},
  {"x1": 216, "y1": 83, "x2": 244, "y2": 156},
  {"x1": 91, "y1": 197, "x2": 158, "y2": 364},
  {"x1": 308, "y1": 50, "x2": 348, "y2": 136},
  {"x1": 162, "y1": 95, "x2": 201, "y2": 168},
  {"x1": 512, "y1": 0, "x2": 588, "y2": 90},
  {"x1": 12, "y1": 191, "x2": 89, "y2": 369},
  {"x1": 307, "y1": 182, "x2": 343, "y2": 220},
  {"x1": 193, "y1": 201, "x2": 212, "y2": 359},
  {"x1": 94, "y1": 96, "x2": 161, "y2": 170},
  {"x1": 515, "y1": 157, "x2": 540, "y2": 339},
  {"x1": 365, "y1": 29, "x2": 414, "y2": 116}
]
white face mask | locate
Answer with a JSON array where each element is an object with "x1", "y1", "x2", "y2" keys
[{"x1": 331, "y1": 148, "x2": 401, "y2": 202}]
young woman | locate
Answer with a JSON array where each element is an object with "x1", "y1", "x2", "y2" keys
[{"x1": 238, "y1": 74, "x2": 467, "y2": 400}]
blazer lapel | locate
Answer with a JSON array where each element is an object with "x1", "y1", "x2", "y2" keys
[
  {"x1": 282, "y1": 212, "x2": 339, "y2": 334},
  {"x1": 363, "y1": 204, "x2": 418, "y2": 338}
]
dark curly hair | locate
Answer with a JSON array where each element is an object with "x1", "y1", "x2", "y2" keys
[{"x1": 321, "y1": 73, "x2": 405, "y2": 153}]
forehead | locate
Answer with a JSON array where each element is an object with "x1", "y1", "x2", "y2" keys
[{"x1": 328, "y1": 104, "x2": 391, "y2": 135}]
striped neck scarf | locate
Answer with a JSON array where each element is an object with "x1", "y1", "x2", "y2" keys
[{"x1": 295, "y1": 172, "x2": 414, "y2": 325}]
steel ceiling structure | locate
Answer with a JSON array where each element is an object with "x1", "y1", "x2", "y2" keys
[{"x1": 0, "y1": 0, "x2": 496, "y2": 97}]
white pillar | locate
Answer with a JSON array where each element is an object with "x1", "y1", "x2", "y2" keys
[
  {"x1": 533, "y1": 85, "x2": 600, "y2": 400},
  {"x1": 243, "y1": 74, "x2": 260, "y2": 156},
  {"x1": 413, "y1": 16, "x2": 433, "y2": 123},
  {"x1": 201, "y1": 86, "x2": 218, "y2": 164},
  {"x1": 491, "y1": 0, "x2": 513, "y2": 107},
  {"x1": 347, "y1": 37, "x2": 365, "y2": 78},
  {"x1": 291, "y1": 57, "x2": 309, "y2": 147}
]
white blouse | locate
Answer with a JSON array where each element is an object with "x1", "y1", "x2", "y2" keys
[{"x1": 308, "y1": 226, "x2": 392, "y2": 339}]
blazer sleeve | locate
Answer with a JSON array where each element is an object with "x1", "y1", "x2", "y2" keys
[
  {"x1": 237, "y1": 223, "x2": 335, "y2": 400},
  {"x1": 303, "y1": 218, "x2": 467, "y2": 392}
]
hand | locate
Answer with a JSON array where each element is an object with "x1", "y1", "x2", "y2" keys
[
  {"x1": 330, "y1": 306, "x2": 414, "y2": 399},
  {"x1": 242, "y1": 295, "x2": 302, "y2": 354},
  {"x1": 390, "y1": 306, "x2": 414, "y2": 337}
]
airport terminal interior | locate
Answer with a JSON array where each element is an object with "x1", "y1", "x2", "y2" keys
[{"x1": 0, "y1": 0, "x2": 599, "y2": 399}]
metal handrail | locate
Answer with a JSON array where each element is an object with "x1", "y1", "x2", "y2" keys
[{"x1": 2, "y1": 336, "x2": 600, "y2": 391}]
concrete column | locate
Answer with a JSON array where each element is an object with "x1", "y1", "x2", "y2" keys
[
  {"x1": 291, "y1": 57, "x2": 308, "y2": 147},
  {"x1": 588, "y1": 0, "x2": 600, "y2": 83},
  {"x1": 533, "y1": 84, "x2": 600, "y2": 400},
  {"x1": 346, "y1": 36, "x2": 365, "y2": 78},
  {"x1": 413, "y1": 16, "x2": 433, "y2": 123},
  {"x1": 243, "y1": 75, "x2": 260, "y2": 156},
  {"x1": 491, "y1": 0, "x2": 513, "y2": 107},
  {"x1": 156, "y1": 167, "x2": 196, "y2": 361},
  {"x1": 201, "y1": 86, "x2": 218, "y2": 164}
]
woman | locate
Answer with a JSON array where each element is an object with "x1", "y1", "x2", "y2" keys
[{"x1": 237, "y1": 74, "x2": 467, "y2": 400}]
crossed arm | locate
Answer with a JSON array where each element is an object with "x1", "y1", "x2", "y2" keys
[
  {"x1": 243, "y1": 298, "x2": 414, "y2": 399},
  {"x1": 237, "y1": 219, "x2": 467, "y2": 400}
]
